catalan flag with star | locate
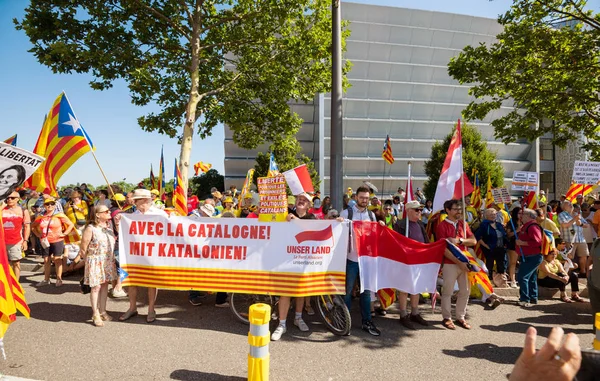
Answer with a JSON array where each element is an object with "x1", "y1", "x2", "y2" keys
[
  {"x1": 382, "y1": 135, "x2": 394, "y2": 165},
  {"x1": 25, "y1": 93, "x2": 94, "y2": 196},
  {"x1": 3, "y1": 135, "x2": 17, "y2": 146},
  {"x1": 193, "y1": 161, "x2": 212, "y2": 176},
  {"x1": 172, "y1": 159, "x2": 188, "y2": 216}
]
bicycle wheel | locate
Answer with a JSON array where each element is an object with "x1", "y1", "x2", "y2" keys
[
  {"x1": 229, "y1": 293, "x2": 273, "y2": 325},
  {"x1": 313, "y1": 294, "x2": 351, "y2": 336}
]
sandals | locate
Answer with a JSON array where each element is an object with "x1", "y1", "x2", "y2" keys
[
  {"x1": 571, "y1": 295, "x2": 585, "y2": 303},
  {"x1": 442, "y1": 318, "x2": 456, "y2": 330},
  {"x1": 146, "y1": 310, "x2": 156, "y2": 323},
  {"x1": 119, "y1": 310, "x2": 138, "y2": 321},
  {"x1": 560, "y1": 296, "x2": 574, "y2": 303},
  {"x1": 92, "y1": 314, "x2": 104, "y2": 327},
  {"x1": 455, "y1": 319, "x2": 472, "y2": 330},
  {"x1": 100, "y1": 313, "x2": 113, "y2": 321}
]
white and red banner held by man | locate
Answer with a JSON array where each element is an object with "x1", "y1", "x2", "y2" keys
[{"x1": 118, "y1": 215, "x2": 348, "y2": 296}]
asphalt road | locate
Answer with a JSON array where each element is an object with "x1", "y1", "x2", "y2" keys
[{"x1": 0, "y1": 270, "x2": 595, "y2": 381}]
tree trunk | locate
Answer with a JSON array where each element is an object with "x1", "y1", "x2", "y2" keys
[{"x1": 179, "y1": 9, "x2": 202, "y2": 191}]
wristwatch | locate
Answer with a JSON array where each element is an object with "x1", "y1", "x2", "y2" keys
[{"x1": 458, "y1": 238, "x2": 463, "y2": 245}]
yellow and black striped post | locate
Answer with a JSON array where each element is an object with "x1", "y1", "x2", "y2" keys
[
  {"x1": 248, "y1": 303, "x2": 271, "y2": 381},
  {"x1": 594, "y1": 312, "x2": 600, "y2": 350}
]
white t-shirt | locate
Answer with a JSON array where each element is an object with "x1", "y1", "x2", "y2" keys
[
  {"x1": 340, "y1": 204, "x2": 376, "y2": 262},
  {"x1": 134, "y1": 205, "x2": 168, "y2": 217}
]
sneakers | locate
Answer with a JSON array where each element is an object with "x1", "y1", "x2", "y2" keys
[
  {"x1": 399, "y1": 315, "x2": 415, "y2": 330},
  {"x1": 36, "y1": 279, "x2": 51, "y2": 287},
  {"x1": 410, "y1": 313, "x2": 428, "y2": 326},
  {"x1": 362, "y1": 320, "x2": 381, "y2": 336},
  {"x1": 516, "y1": 301, "x2": 531, "y2": 308},
  {"x1": 111, "y1": 288, "x2": 128, "y2": 298},
  {"x1": 215, "y1": 302, "x2": 230, "y2": 308},
  {"x1": 189, "y1": 296, "x2": 203, "y2": 306},
  {"x1": 294, "y1": 318, "x2": 309, "y2": 332},
  {"x1": 509, "y1": 281, "x2": 519, "y2": 289},
  {"x1": 271, "y1": 324, "x2": 287, "y2": 341}
]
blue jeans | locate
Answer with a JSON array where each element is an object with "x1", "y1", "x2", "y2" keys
[
  {"x1": 517, "y1": 254, "x2": 543, "y2": 302},
  {"x1": 344, "y1": 259, "x2": 371, "y2": 324}
]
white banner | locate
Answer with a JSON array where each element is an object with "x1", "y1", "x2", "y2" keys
[
  {"x1": 0, "y1": 142, "x2": 44, "y2": 202},
  {"x1": 572, "y1": 161, "x2": 600, "y2": 185},
  {"x1": 118, "y1": 215, "x2": 348, "y2": 296},
  {"x1": 511, "y1": 171, "x2": 538, "y2": 191}
]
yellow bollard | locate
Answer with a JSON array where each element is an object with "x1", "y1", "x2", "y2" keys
[
  {"x1": 594, "y1": 313, "x2": 600, "y2": 350},
  {"x1": 248, "y1": 303, "x2": 271, "y2": 381}
]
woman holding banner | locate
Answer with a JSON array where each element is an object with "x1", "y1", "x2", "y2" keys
[
  {"x1": 271, "y1": 192, "x2": 316, "y2": 341},
  {"x1": 81, "y1": 204, "x2": 117, "y2": 327}
]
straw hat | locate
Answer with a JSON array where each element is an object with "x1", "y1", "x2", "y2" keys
[{"x1": 132, "y1": 189, "x2": 152, "y2": 199}]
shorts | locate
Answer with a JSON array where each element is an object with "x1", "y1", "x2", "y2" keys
[
  {"x1": 42, "y1": 241, "x2": 65, "y2": 258},
  {"x1": 572, "y1": 242, "x2": 589, "y2": 258},
  {"x1": 5, "y1": 244, "x2": 23, "y2": 262}
]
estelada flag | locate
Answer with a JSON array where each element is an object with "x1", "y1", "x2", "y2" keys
[
  {"x1": 150, "y1": 164, "x2": 157, "y2": 190},
  {"x1": 193, "y1": 161, "x2": 212, "y2": 176},
  {"x1": 3, "y1": 135, "x2": 16, "y2": 146},
  {"x1": 172, "y1": 159, "x2": 188, "y2": 216},
  {"x1": 0, "y1": 214, "x2": 30, "y2": 338},
  {"x1": 24, "y1": 93, "x2": 94, "y2": 196},
  {"x1": 283, "y1": 164, "x2": 314, "y2": 195},
  {"x1": 470, "y1": 170, "x2": 482, "y2": 210},
  {"x1": 382, "y1": 135, "x2": 394, "y2": 165}
]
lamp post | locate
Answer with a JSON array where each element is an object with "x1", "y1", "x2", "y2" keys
[{"x1": 330, "y1": 0, "x2": 343, "y2": 211}]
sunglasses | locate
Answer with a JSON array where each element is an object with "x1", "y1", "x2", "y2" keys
[
  {"x1": 98, "y1": 210, "x2": 110, "y2": 214},
  {"x1": 45, "y1": 202, "x2": 56, "y2": 206},
  {"x1": 6, "y1": 197, "x2": 19, "y2": 200}
]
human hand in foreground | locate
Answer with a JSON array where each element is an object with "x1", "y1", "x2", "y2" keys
[{"x1": 509, "y1": 327, "x2": 581, "y2": 381}]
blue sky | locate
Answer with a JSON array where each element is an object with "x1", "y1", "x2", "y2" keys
[{"x1": 0, "y1": 0, "x2": 565, "y2": 187}]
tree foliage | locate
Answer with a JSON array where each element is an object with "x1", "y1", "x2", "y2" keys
[
  {"x1": 448, "y1": 0, "x2": 600, "y2": 157},
  {"x1": 15, "y1": 0, "x2": 350, "y2": 186},
  {"x1": 189, "y1": 169, "x2": 224, "y2": 198},
  {"x1": 253, "y1": 134, "x2": 319, "y2": 193},
  {"x1": 423, "y1": 123, "x2": 505, "y2": 202}
]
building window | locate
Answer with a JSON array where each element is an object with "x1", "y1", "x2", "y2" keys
[
  {"x1": 539, "y1": 172, "x2": 554, "y2": 197},
  {"x1": 540, "y1": 138, "x2": 554, "y2": 161}
]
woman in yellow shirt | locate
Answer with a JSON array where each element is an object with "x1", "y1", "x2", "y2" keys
[{"x1": 538, "y1": 249, "x2": 584, "y2": 303}]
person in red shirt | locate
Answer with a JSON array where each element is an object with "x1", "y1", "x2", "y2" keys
[
  {"x1": 2, "y1": 191, "x2": 31, "y2": 280},
  {"x1": 515, "y1": 208, "x2": 544, "y2": 307},
  {"x1": 435, "y1": 199, "x2": 475, "y2": 330},
  {"x1": 187, "y1": 188, "x2": 199, "y2": 213}
]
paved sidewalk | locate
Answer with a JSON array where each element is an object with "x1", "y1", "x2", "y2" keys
[{"x1": 0, "y1": 270, "x2": 595, "y2": 381}]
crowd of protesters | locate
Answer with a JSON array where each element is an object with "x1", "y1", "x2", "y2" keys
[{"x1": 1, "y1": 182, "x2": 598, "y2": 342}]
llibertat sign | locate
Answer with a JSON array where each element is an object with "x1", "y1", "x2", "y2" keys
[
  {"x1": 0, "y1": 142, "x2": 44, "y2": 202},
  {"x1": 118, "y1": 215, "x2": 348, "y2": 296},
  {"x1": 572, "y1": 161, "x2": 600, "y2": 185}
]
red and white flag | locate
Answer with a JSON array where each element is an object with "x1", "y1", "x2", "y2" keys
[
  {"x1": 432, "y1": 120, "x2": 473, "y2": 212},
  {"x1": 401, "y1": 175, "x2": 414, "y2": 219},
  {"x1": 353, "y1": 221, "x2": 447, "y2": 294},
  {"x1": 283, "y1": 164, "x2": 314, "y2": 195}
]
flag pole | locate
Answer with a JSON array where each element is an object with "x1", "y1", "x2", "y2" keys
[
  {"x1": 62, "y1": 92, "x2": 121, "y2": 209},
  {"x1": 458, "y1": 120, "x2": 467, "y2": 237},
  {"x1": 405, "y1": 161, "x2": 411, "y2": 238},
  {"x1": 382, "y1": 161, "x2": 386, "y2": 200}
]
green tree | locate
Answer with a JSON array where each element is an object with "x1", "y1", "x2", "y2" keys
[
  {"x1": 423, "y1": 123, "x2": 504, "y2": 202},
  {"x1": 190, "y1": 169, "x2": 224, "y2": 198},
  {"x1": 448, "y1": 0, "x2": 600, "y2": 156},
  {"x1": 253, "y1": 134, "x2": 319, "y2": 193},
  {"x1": 15, "y1": 0, "x2": 349, "y2": 188}
]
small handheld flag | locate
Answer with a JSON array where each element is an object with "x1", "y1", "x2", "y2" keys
[
  {"x1": 193, "y1": 161, "x2": 212, "y2": 176},
  {"x1": 268, "y1": 153, "x2": 279, "y2": 177},
  {"x1": 172, "y1": 159, "x2": 188, "y2": 216}
]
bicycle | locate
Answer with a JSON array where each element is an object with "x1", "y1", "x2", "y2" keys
[{"x1": 229, "y1": 293, "x2": 351, "y2": 336}]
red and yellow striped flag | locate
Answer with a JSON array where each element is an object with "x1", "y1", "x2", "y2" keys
[
  {"x1": 0, "y1": 214, "x2": 30, "y2": 338},
  {"x1": 523, "y1": 191, "x2": 538, "y2": 209},
  {"x1": 382, "y1": 135, "x2": 394, "y2": 165},
  {"x1": 565, "y1": 182, "x2": 595, "y2": 202},
  {"x1": 470, "y1": 170, "x2": 482, "y2": 210},
  {"x1": 172, "y1": 159, "x2": 188, "y2": 216},
  {"x1": 377, "y1": 288, "x2": 396, "y2": 309},
  {"x1": 24, "y1": 93, "x2": 94, "y2": 196},
  {"x1": 193, "y1": 161, "x2": 212, "y2": 176},
  {"x1": 484, "y1": 173, "x2": 494, "y2": 208}
]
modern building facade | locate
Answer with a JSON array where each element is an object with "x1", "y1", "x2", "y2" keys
[{"x1": 224, "y1": 3, "x2": 561, "y2": 199}]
